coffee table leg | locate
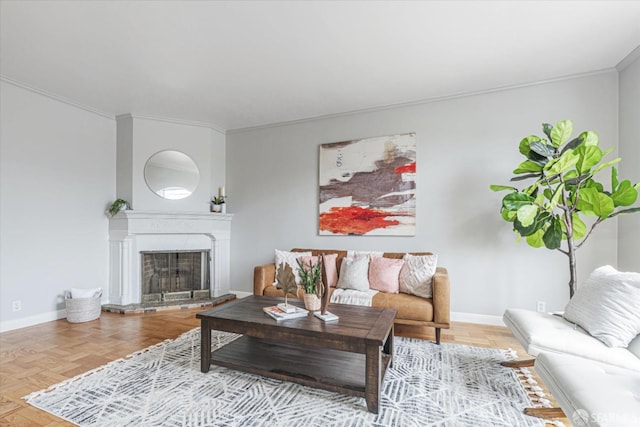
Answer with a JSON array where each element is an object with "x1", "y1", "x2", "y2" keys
[
  {"x1": 201, "y1": 319, "x2": 211, "y2": 373},
  {"x1": 365, "y1": 344, "x2": 381, "y2": 414},
  {"x1": 384, "y1": 324, "x2": 394, "y2": 368}
]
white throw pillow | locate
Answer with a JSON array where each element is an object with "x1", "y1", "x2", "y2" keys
[
  {"x1": 563, "y1": 265, "x2": 640, "y2": 348},
  {"x1": 399, "y1": 253, "x2": 438, "y2": 299},
  {"x1": 346, "y1": 250, "x2": 383, "y2": 259},
  {"x1": 274, "y1": 249, "x2": 311, "y2": 285},
  {"x1": 336, "y1": 256, "x2": 370, "y2": 291},
  {"x1": 70, "y1": 287, "x2": 101, "y2": 299}
]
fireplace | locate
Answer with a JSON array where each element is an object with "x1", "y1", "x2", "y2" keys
[
  {"x1": 141, "y1": 250, "x2": 210, "y2": 303},
  {"x1": 108, "y1": 211, "x2": 232, "y2": 306}
]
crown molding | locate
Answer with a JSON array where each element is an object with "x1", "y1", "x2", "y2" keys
[
  {"x1": 226, "y1": 68, "x2": 617, "y2": 135},
  {"x1": 616, "y1": 44, "x2": 640, "y2": 72},
  {"x1": 116, "y1": 113, "x2": 226, "y2": 135},
  {"x1": 0, "y1": 75, "x2": 116, "y2": 120}
]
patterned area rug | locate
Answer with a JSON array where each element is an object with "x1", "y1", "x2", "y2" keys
[{"x1": 25, "y1": 329, "x2": 546, "y2": 426}]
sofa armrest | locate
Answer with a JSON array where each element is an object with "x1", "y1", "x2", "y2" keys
[
  {"x1": 254, "y1": 264, "x2": 276, "y2": 296},
  {"x1": 432, "y1": 267, "x2": 450, "y2": 326}
]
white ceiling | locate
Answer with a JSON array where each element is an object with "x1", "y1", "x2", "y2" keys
[{"x1": 2, "y1": 1, "x2": 639, "y2": 131}]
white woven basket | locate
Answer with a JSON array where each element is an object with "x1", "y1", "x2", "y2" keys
[{"x1": 65, "y1": 290, "x2": 102, "y2": 323}]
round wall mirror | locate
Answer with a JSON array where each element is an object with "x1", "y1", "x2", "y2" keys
[{"x1": 144, "y1": 150, "x2": 200, "y2": 200}]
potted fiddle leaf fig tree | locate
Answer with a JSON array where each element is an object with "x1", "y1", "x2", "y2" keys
[{"x1": 490, "y1": 120, "x2": 640, "y2": 298}]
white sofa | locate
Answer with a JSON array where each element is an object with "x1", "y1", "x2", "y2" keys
[{"x1": 503, "y1": 308, "x2": 640, "y2": 427}]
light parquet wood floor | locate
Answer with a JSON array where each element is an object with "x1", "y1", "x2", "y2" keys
[{"x1": 0, "y1": 306, "x2": 569, "y2": 426}]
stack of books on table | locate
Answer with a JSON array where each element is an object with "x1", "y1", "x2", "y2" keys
[{"x1": 263, "y1": 305, "x2": 309, "y2": 321}]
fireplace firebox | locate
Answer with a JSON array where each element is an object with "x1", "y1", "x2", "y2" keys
[{"x1": 141, "y1": 250, "x2": 210, "y2": 303}]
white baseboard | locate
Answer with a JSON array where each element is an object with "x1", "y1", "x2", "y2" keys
[
  {"x1": 230, "y1": 290, "x2": 252, "y2": 299},
  {"x1": 451, "y1": 311, "x2": 505, "y2": 326},
  {"x1": 0, "y1": 309, "x2": 67, "y2": 333},
  {"x1": 0, "y1": 298, "x2": 505, "y2": 334}
]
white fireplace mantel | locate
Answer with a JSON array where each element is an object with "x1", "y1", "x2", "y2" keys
[{"x1": 108, "y1": 210, "x2": 233, "y2": 305}]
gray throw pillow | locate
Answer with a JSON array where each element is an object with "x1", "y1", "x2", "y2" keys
[
  {"x1": 336, "y1": 256, "x2": 370, "y2": 292},
  {"x1": 563, "y1": 265, "x2": 640, "y2": 348}
]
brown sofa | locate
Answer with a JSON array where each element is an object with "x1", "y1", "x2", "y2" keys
[{"x1": 253, "y1": 248, "x2": 451, "y2": 343}]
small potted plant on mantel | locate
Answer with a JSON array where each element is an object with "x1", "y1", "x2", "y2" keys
[
  {"x1": 296, "y1": 257, "x2": 324, "y2": 311},
  {"x1": 210, "y1": 196, "x2": 225, "y2": 213}
]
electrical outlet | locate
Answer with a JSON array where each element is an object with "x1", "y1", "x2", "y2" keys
[
  {"x1": 12, "y1": 300, "x2": 22, "y2": 312},
  {"x1": 536, "y1": 301, "x2": 546, "y2": 313}
]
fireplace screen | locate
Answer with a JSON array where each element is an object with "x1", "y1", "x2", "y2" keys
[{"x1": 141, "y1": 250, "x2": 210, "y2": 303}]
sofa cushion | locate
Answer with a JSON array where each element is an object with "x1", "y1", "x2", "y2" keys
[
  {"x1": 563, "y1": 265, "x2": 640, "y2": 347},
  {"x1": 503, "y1": 308, "x2": 640, "y2": 371},
  {"x1": 336, "y1": 256, "x2": 370, "y2": 291},
  {"x1": 369, "y1": 256, "x2": 403, "y2": 293},
  {"x1": 372, "y1": 291, "x2": 433, "y2": 322},
  {"x1": 323, "y1": 253, "x2": 339, "y2": 288},
  {"x1": 399, "y1": 253, "x2": 438, "y2": 298},
  {"x1": 535, "y1": 352, "x2": 640, "y2": 427}
]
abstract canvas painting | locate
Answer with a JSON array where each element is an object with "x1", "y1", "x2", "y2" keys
[{"x1": 319, "y1": 133, "x2": 416, "y2": 235}]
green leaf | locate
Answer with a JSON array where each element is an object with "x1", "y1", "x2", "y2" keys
[
  {"x1": 529, "y1": 140, "x2": 556, "y2": 157},
  {"x1": 591, "y1": 158, "x2": 621, "y2": 176},
  {"x1": 501, "y1": 208, "x2": 517, "y2": 221},
  {"x1": 543, "y1": 217, "x2": 563, "y2": 249},
  {"x1": 510, "y1": 173, "x2": 542, "y2": 182},
  {"x1": 542, "y1": 123, "x2": 553, "y2": 140},
  {"x1": 576, "y1": 187, "x2": 615, "y2": 219},
  {"x1": 575, "y1": 144, "x2": 603, "y2": 174},
  {"x1": 611, "y1": 180, "x2": 638, "y2": 206},
  {"x1": 517, "y1": 204, "x2": 538, "y2": 227},
  {"x1": 514, "y1": 160, "x2": 543, "y2": 174},
  {"x1": 611, "y1": 167, "x2": 619, "y2": 191},
  {"x1": 578, "y1": 130, "x2": 598, "y2": 146},
  {"x1": 609, "y1": 207, "x2": 640, "y2": 218},
  {"x1": 544, "y1": 149, "x2": 579, "y2": 175},
  {"x1": 526, "y1": 229, "x2": 545, "y2": 248},
  {"x1": 519, "y1": 135, "x2": 542, "y2": 157},
  {"x1": 549, "y1": 184, "x2": 564, "y2": 209},
  {"x1": 503, "y1": 193, "x2": 533, "y2": 210},
  {"x1": 550, "y1": 120, "x2": 573, "y2": 147},
  {"x1": 560, "y1": 136, "x2": 584, "y2": 154},
  {"x1": 572, "y1": 213, "x2": 587, "y2": 240},
  {"x1": 490, "y1": 184, "x2": 517, "y2": 192}
]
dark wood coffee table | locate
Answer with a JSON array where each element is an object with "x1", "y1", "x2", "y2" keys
[{"x1": 196, "y1": 295, "x2": 396, "y2": 413}]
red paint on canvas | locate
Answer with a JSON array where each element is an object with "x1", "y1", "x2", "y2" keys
[
  {"x1": 319, "y1": 206, "x2": 400, "y2": 235},
  {"x1": 394, "y1": 162, "x2": 416, "y2": 174}
]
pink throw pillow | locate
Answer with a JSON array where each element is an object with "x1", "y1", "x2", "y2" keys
[
  {"x1": 297, "y1": 255, "x2": 319, "y2": 272},
  {"x1": 323, "y1": 253, "x2": 338, "y2": 287},
  {"x1": 369, "y1": 256, "x2": 404, "y2": 293}
]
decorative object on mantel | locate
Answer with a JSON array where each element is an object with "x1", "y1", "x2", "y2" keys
[
  {"x1": 210, "y1": 186, "x2": 226, "y2": 213},
  {"x1": 319, "y1": 133, "x2": 416, "y2": 236},
  {"x1": 23, "y1": 328, "x2": 549, "y2": 427},
  {"x1": 210, "y1": 196, "x2": 225, "y2": 213},
  {"x1": 297, "y1": 256, "x2": 324, "y2": 312},
  {"x1": 275, "y1": 262, "x2": 298, "y2": 313},
  {"x1": 490, "y1": 120, "x2": 640, "y2": 298},
  {"x1": 106, "y1": 198, "x2": 130, "y2": 217}
]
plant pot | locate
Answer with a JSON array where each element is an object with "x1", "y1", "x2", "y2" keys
[
  {"x1": 303, "y1": 293, "x2": 321, "y2": 311},
  {"x1": 211, "y1": 203, "x2": 222, "y2": 213}
]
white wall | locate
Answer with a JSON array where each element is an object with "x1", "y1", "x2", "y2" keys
[
  {"x1": 618, "y1": 53, "x2": 640, "y2": 272},
  {"x1": 0, "y1": 80, "x2": 116, "y2": 331},
  {"x1": 227, "y1": 71, "x2": 620, "y2": 316},
  {"x1": 116, "y1": 115, "x2": 226, "y2": 212}
]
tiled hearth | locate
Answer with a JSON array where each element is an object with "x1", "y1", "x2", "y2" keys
[{"x1": 102, "y1": 294, "x2": 236, "y2": 314}]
